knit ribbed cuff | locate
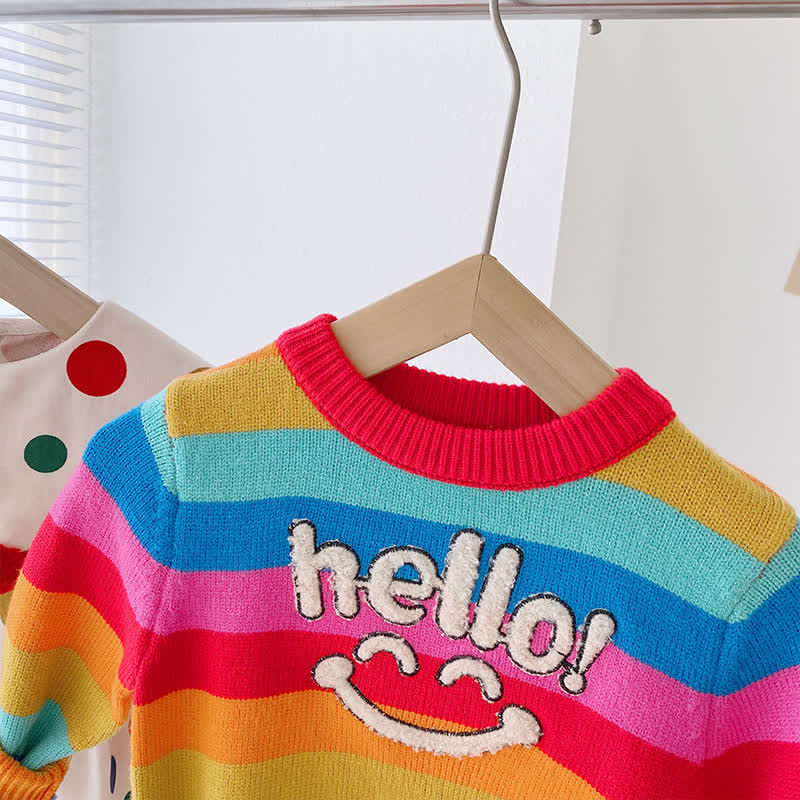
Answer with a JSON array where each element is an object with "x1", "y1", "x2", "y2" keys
[{"x1": 0, "y1": 749, "x2": 69, "y2": 800}]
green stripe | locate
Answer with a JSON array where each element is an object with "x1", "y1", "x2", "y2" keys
[{"x1": 175, "y1": 428, "x2": 762, "y2": 619}]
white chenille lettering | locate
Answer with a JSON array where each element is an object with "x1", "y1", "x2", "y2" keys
[
  {"x1": 289, "y1": 519, "x2": 616, "y2": 700},
  {"x1": 366, "y1": 547, "x2": 440, "y2": 625},
  {"x1": 560, "y1": 610, "x2": 617, "y2": 695},
  {"x1": 436, "y1": 530, "x2": 483, "y2": 638},
  {"x1": 506, "y1": 594, "x2": 576, "y2": 675},
  {"x1": 289, "y1": 519, "x2": 361, "y2": 619},
  {"x1": 470, "y1": 544, "x2": 522, "y2": 650}
]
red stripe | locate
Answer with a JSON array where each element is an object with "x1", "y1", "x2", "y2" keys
[
  {"x1": 143, "y1": 627, "x2": 698, "y2": 800},
  {"x1": 701, "y1": 741, "x2": 800, "y2": 799},
  {"x1": 21, "y1": 514, "x2": 149, "y2": 689},
  {"x1": 0, "y1": 544, "x2": 28, "y2": 594}
]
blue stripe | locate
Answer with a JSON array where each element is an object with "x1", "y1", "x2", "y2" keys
[
  {"x1": 84, "y1": 407, "x2": 178, "y2": 567},
  {"x1": 721, "y1": 573, "x2": 800, "y2": 693},
  {"x1": 171, "y1": 428, "x2": 761, "y2": 619},
  {"x1": 86, "y1": 414, "x2": 763, "y2": 620}
]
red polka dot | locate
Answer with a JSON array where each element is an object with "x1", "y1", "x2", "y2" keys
[{"x1": 66, "y1": 340, "x2": 127, "y2": 396}]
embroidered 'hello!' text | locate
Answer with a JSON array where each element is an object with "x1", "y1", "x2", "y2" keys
[{"x1": 289, "y1": 518, "x2": 616, "y2": 695}]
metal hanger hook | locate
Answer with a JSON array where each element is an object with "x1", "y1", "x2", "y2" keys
[{"x1": 482, "y1": 0, "x2": 522, "y2": 255}]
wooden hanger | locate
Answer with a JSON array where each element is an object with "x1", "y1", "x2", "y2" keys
[
  {"x1": 332, "y1": 254, "x2": 617, "y2": 416},
  {"x1": 330, "y1": 0, "x2": 617, "y2": 416},
  {"x1": 786, "y1": 248, "x2": 800, "y2": 295},
  {"x1": 0, "y1": 234, "x2": 99, "y2": 340}
]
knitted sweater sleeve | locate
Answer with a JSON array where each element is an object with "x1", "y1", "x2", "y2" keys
[
  {"x1": 0, "y1": 390, "x2": 175, "y2": 800},
  {"x1": 703, "y1": 520, "x2": 800, "y2": 799}
]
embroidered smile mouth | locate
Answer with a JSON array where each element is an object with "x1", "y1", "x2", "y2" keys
[{"x1": 312, "y1": 633, "x2": 543, "y2": 757}]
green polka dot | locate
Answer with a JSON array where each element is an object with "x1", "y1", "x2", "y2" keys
[{"x1": 24, "y1": 435, "x2": 68, "y2": 473}]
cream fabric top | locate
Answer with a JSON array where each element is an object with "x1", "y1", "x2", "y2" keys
[
  {"x1": 0, "y1": 301, "x2": 205, "y2": 555},
  {"x1": 0, "y1": 301, "x2": 207, "y2": 800}
]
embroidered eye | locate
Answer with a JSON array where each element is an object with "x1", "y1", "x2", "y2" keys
[
  {"x1": 312, "y1": 633, "x2": 542, "y2": 757},
  {"x1": 353, "y1": 632, "x2": 419, "y2": 675},
  {"x1": 436, "y1": 656, "x2": 503, "y2": 702}
]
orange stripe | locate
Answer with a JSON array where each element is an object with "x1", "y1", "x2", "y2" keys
[
  {"x1": 133, "y1": 688, "x2": 601, "y2": 800},
  {"x1": 0, "y1": 748, "x2": 68, "y2": 800},
  {"x1": 6, "y1": 574, "x2": 123, "y2": 702}
]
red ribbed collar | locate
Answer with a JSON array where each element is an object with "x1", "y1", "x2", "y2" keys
[{"x1": 276, "y1": 313, "x2": 675, "y2": 490}]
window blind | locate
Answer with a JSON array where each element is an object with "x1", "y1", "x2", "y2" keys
[{"x1": 0, "y1": 22, "x2": 89, "y2": 319}]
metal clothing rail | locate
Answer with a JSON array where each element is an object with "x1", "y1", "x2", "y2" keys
[{"x1": 2, "y1": 0, "x2": 800, "y2": 20}]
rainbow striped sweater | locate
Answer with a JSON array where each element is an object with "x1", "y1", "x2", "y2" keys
[{"x1": 0, "y1": 312, "x2": 798, "y2": 800}]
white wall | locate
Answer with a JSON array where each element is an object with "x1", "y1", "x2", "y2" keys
[
  {"x1": 91, "y1": 18, "x2": 798, "y2": 502},
  {"x1": 548, "y1": 21, "x2": 644, "y2": 360},
  {"x1": 554, "y1": 19, "x2": 800, "y2": 504},
  {"x1": 90, "y1": 18, "x2": 580, "y2": 381}
]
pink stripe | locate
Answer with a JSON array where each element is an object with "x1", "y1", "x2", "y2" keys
[
  {"x1": 707, "y1": 666, "x2": 800, "y2": 760},
  {"x1": 50, "y1": 462, "x2": 168, "y2": 630},
  {"x1": 50, "y1": 463, "x2": 799, "y2": 764}
]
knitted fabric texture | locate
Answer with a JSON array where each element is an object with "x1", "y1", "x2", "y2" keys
[
  {"x1": 0, "y1": 302, "x2": 207, "y2": 800},
  {"x1": 0, "y1": 312, "x2": 797, "y2": 800}
]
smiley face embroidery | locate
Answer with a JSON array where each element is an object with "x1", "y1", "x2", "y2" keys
[
  {"x1": 290, "y1": 518, "x2": 618, "y2": 755},
  {"x1": 312, "y1": 633, "x2": 543, "y2": 756}
]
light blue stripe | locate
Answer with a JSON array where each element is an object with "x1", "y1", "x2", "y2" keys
[
  {"x1": 729, "y1": 524, "x2": 800, "y2": 622},
  {"x1": 139, "y1": 389, "x2": 175, "y2": 494},
  {"x1": 173, "y1": 428, "x2": 762, "y2": 620},
  {"x1": 0, "y1": 700, "x2": 72, "y2": 770}
]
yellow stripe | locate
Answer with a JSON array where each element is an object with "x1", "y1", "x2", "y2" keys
[
  {"x1": 0, "y1": 590, "x2": 11, "y2": 624},
  {"x1": 132, "y1": 689, "x2": 601, "y2": 800},
  {"x1": 0, "y1": 641, "x2": 129, "y2": 749},
  {"x1": 166, "y1": 344, "x2": 330, "y2": 438},
  {"x1": 134, "y1": 749, "x2": 602, "y2": 800},
  {"x1": 6, "y1": 576, "x2": 124, "y2": 699},
  {"x1": 595, "y1": 418, "x2": 796, "y2": 561}
]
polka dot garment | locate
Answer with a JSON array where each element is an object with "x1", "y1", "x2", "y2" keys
[
  {"x1": 23, "y1": 434, "x2": 68, "y2": 473},
  {"x1": 66, "y1": 340, "x2": 128, "y2": 397},
  {"x1": 0, "y1": 302, "x2": 208, "y2": 800}
]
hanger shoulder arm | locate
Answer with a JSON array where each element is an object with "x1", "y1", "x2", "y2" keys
[
  {"x1": 0, "y1": 235, "x2": 98, "y2": 339},
  {"x1": 472, "y1": 255, "x2": 618, "y2": 415},
  {"x1": 786, "y1": 248, "x2": 800, "y2": 295},
  {"x1": 331, "y1": 254, "x2": 483, "y2": 377}
]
